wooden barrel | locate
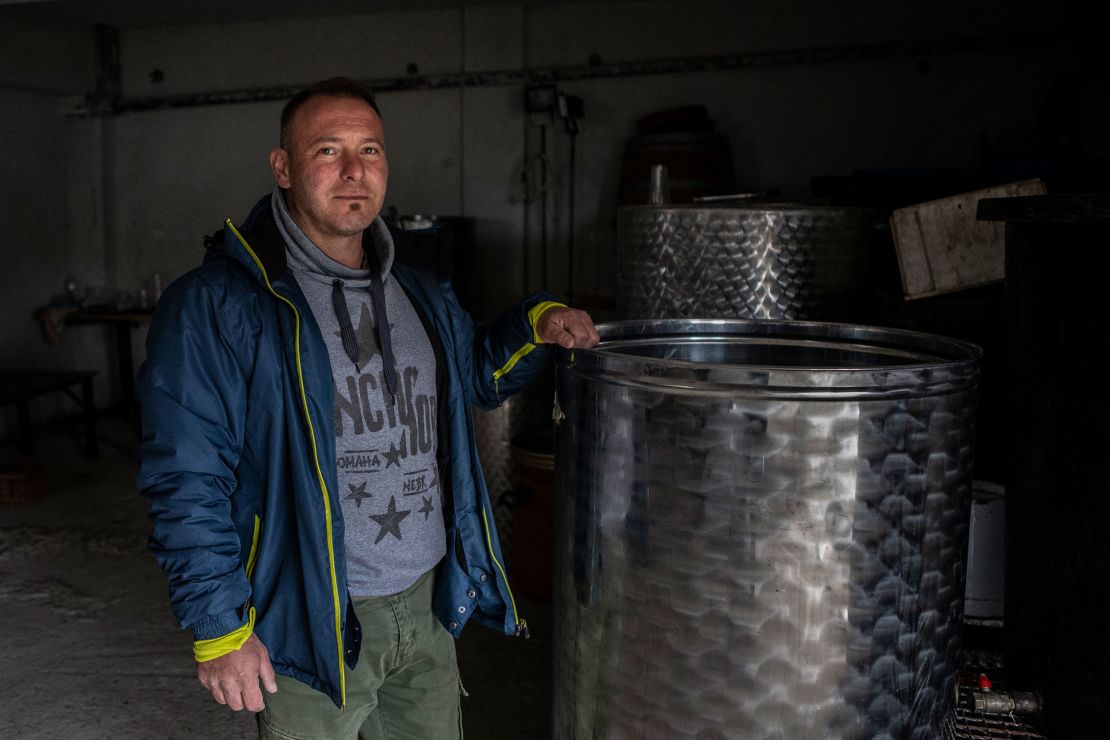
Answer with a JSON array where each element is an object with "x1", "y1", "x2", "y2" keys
[
  {"x1": 508, "y1": 430, "x2": 554, "y2": 603},
  {"x1": 618, "y1": 132, "x2": 735, "y2": 205}
]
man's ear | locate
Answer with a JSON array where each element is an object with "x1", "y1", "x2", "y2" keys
[{"x1": 269, "y1": 148, "x2": 291, "y2": 188}]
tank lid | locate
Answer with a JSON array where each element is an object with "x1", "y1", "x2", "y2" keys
[
  {"x1": 563, "y1": 319, "x2": 981, "y2": 399},
  {"x1": 617, "y1": 203, "x2": 874, "y2": 216}
]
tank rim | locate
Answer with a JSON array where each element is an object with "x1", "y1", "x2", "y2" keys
[{"x1": 559, "y1": 319, "x2": 982, "y2": 397}]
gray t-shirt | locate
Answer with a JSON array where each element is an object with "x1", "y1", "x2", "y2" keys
[{"x1": 272, "y1": 192, "x2": 446, "y2": 596}]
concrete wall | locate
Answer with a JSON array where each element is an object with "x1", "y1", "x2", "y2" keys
[
  {"x1": 104, "y1": 0, "x2": 1095, "y2": 317},
  {"x1": 0, "y1": 0, "x2": 1100, "y2": 432},
  {"x1": 0, "y1": 20, "x2": 109, "y2": 435}
]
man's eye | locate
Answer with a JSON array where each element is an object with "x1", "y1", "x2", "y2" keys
[
  {"x1": 319, "y1": 147, "x2": 336, "y2": 155},
  {"x1": 363, "y1": 146, "x2": 379, "y2": 155}
]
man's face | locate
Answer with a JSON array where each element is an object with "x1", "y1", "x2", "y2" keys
[{"x1": 270, "y1": 95, "x2": 388, "y2": 246}]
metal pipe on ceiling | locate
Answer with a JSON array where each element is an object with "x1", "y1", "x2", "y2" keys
[{"x1": 79, "y1": 31, "x2": 1059, "y2": 116}]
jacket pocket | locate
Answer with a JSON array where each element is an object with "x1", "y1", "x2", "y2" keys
[
  {"x1": 453, "y1": 528, "x2": 468, "y2": 575},
  {"x1": 245, "y1": 514, "x2": 263, "y2": 579}
]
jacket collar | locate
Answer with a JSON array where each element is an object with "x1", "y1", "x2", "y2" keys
[
  {"x1": 235, "y1": 194, "x2": 292, "y2": 282},
  {"x1": 210, "y1": 193, "x2": 448, "y2": 284}
]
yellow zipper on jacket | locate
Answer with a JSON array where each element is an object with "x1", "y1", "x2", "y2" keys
[
  {"x1": 226, "y1": 219, "x2": 347, "y2": 708},
  {"x1": 193, "y1": 512, "x2": 264, "y2": 663},
  {"x1": 484, "y1": 302, "x2": 563, "y2": 633},
  {"x1": 479, "y1": 506, "x2": 527, "y2": 637},
  {"x1": 491, "y1": 300, "x2": 565, "y2": 404},
  {"x1": 491, "y1": 344, "x2": 536, "y2": 403},
  {"x1": 245, "y1": 514, "x2": 262, "y2": 580}
]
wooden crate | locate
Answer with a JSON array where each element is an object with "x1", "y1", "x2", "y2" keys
[
  {"x1": 891, "y1": 178, "x2": 1046, "y2": 300},
  {"x1": 0, "y1": 462, "x2": 48, "y2": 508}
]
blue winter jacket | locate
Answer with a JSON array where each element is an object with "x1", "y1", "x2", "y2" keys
[{"x1": 137, "y1": 196, "x2": 555, "y2": 708}]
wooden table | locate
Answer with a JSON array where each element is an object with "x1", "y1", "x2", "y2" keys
[{"x1": 63, "y1": 309, "x2": 153, "y2": 429}]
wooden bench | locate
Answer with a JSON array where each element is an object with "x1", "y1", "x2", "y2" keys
[{"x1": 0, "y1": 370, "x2": 98, "y2": 459}]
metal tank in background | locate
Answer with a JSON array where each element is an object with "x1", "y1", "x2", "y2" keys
[
  {"x1": 473, "y1": 396, "x2": 529, "y2": 564},
  {"x1": 553, "y1": 319, "x2": 981, "y2": 739},
  {"x1": 472, "y1": 365, "x2": 556, "y2": 572},
  {"x1": 617, "y1": 204, "x2": 874, "y2": 321}
]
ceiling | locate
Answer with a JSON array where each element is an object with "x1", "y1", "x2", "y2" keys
[{"x1": 0, "y1": 0, "x2": 590, "y2": 29}]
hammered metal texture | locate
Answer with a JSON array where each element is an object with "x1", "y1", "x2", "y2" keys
[
  {"x1": 473, "y1": 401, "x2": 519, "y2": 566},
  {"x1": 554, "y1": 320, "x2": 978, "y2": 740},
  {"x1": 473, "y1": 377, "x2": 556, "y2": 571},
  {"x1": 617, "y1": 205, "x2": 872, "y2": 321},
  {"x1": 473, "y1": 401, "x2": 522, "y2": 510}
]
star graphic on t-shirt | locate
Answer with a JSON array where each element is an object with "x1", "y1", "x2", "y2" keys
[
  {"x1": 418, "y1": 496, "x2": 435, "y2": 521},
  {"x1": 383, "y1": 441, "x2": 403, "y2": 469},
  {"x1": 370, "y1": 495, "x2": 411, "y2": 544},
  {"x1": 344, "y1": 481, "x2": 371, "y2": 508},
  {"x1": 334, "y1": 303, "x2": 397, "y2": 369},
  {"x1": 334, "y1": 303, "x2": 379, "y2": 367}
]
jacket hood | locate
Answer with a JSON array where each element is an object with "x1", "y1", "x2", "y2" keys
[
  {"x1": 272, "y1": 189, "x2": 395, "y2": 284},
  {"x1": 205, "y1": 194, "x2": 395, "y2": 285}
]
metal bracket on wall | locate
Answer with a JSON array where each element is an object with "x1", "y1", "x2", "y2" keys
[{"x1": 86, "y1": 24, "x2": 120, "y2": 116}]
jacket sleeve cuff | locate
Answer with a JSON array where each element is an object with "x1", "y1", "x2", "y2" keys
[
  {"x1": 191, "y1": 606, "x2": 256, "y2": 662},
  {"x1": 527, "y1": 301, "x2": 567, "y2": 343}
]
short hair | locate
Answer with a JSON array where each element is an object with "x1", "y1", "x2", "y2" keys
[{"x1": 279, "y1": 77, "x2": 381, "y2": 148}]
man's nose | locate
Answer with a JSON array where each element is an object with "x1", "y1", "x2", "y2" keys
[{"x1": 340, "y1": 154, "x2": 364, "y2": 180}]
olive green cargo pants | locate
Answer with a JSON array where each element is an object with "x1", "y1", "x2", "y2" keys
[{"x1": 258, "y1": 570, "x2": 463, "y2": 740}]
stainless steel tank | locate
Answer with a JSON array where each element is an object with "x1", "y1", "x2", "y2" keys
[
  {"x1": 617, "y1": 205, "x2": 873, "y2": 321},
  {"x1": 553, "y1": 319, "x2": 981, "y2": 740}
]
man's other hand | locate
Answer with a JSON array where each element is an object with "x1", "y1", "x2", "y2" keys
[
  {"x1": 196, "y1": 633, "x2": 278, "y2": 712},
  {"x1": 536, "y1": 306, "x2": 600, "y2": 349}
]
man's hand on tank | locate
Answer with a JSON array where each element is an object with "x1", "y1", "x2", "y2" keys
[
  {"x1": 536, "y1": 306, "x2": 600, "y2": 349},
  {"x1": 196, "y1": 633, "x2": 278, "y2": 712}
]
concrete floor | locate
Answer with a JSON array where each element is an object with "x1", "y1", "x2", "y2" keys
[{"x1": 0, "y1": 421, "x2": 552, "y2": 739}]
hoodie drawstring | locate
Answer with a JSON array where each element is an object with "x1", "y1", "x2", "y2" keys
[
  {"x1": 331, "y1": 277, "x2": 398, "y2": 401},
  {"x1": 370, "y1": 272, "x2": 398, "y2": 400},
  {"x1": 331, "y1": 279, "x2": 362, "y2": 373}
]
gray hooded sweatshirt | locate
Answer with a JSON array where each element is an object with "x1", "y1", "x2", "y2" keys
[{"x1": 272, "y1": 191, "x2": 445, "y2": 597}]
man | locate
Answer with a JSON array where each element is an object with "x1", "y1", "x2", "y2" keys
[{"x1": 137, "y1": 77, "x2": 598, "y2": 739}]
